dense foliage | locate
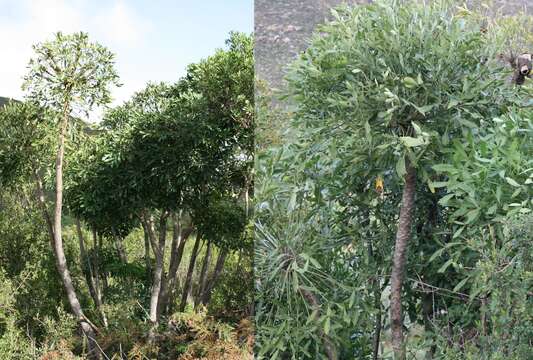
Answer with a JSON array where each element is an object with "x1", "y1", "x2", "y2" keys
[
  {"x1": 0, "y1": 31, "x2": 253, "y2": 359},
  {"x1": 255, "y1": 1, "x2": 533, "y2": 359}
]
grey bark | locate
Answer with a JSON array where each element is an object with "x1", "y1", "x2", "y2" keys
[
  {"x1": 179, "y1": 234, "x2": 202, "y2": 312},
  {"x1": 53, "y1": 105, "x2": 101, "y2": 359},
  {"x1": 92, "y1": 229, "x2": 107, "y2": 328},
  {"x1": 76, "y1": 220, "x2": 99, "y2": 307},
  {"x1": 390, "y1": 162, "x2": 416, "y2": 360},
  {"x1": 114, "y1": 235, "x2": 127, "y2": 263},
  {"x1": 32, "y1": 168, "x2": 54, "y2": 243},
  {"x1": 143, "y1": 224, "x2": 152, "y2": 276},
  {"x1": 159, "y1": 216, "x2": 194, "y2": 316},
  {"x1": 200, "y1": 248, "x2": 228, "y2": 306},
  {"x1": 147, "y1": 212, "x2": 168, "y2": 326},
  {"x1": 195, "y1": 240, "x2": 212, "y2": 308}
]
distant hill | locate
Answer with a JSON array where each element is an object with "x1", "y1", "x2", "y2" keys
[{"x1": 0, "y1": 97, "x2": 12, "y2": 108}]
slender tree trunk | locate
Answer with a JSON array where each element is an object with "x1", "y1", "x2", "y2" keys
[
  {"x1": 52, "y1": 104, "x2": 101, "y2": 359},
  {"x1": 201, "y1": 248, "x2": 228, "y2": 306},
  {"x1": 92, "y1": 229, "x2": 107, "y2": 328},
  {"x1": 32, "y1": 168, "x2": 54, "y2": 243},
  {"x1": 148, "y1": 212, "x2": 168, "y2": 329},
  {"x1": 481, "y1": 296, "x2": 488, "y2": 336},
  {"x1": 367, "y1": 241, "x2": 382, "y2": 360},
  {"x1": 163, "y1": 222, "x2": 194, "y2": 315},
  {"x1": 97, "y1": 232, "x2": 108, "y2": 294},
  {"x1": 143, "y1": 224, "x2": 152, "y2": 276},
  {"x1": 300, "y1": 287, "x2": 338, "y2": 360},
  {"x1": 156, "y1": 213, "x2": 178, "y2": 318},
  {"x1": 114, "y1": 235, "x2": 127, "y2": 263},
  {"x1": 143, "y1": 213, "x2": 159, "y2": 259},
  {"x1": 76, "y1": 219, "x2": 99, "y2": 307},
  {"x1": 179, "y1": 234, "x2": 202, "y2": 312},
  {"x1": 195, "y1": 241, "x2": 212, "y2": 308},
  {"x1": 390, "y1": 162, "x2": 416, "y2": 360},
  {"x1": 372, "y1": 285, "x2": 382, "y2": 360}
]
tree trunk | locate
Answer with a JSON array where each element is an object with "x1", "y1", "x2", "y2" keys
[
  {"x1": 300, "y1": 287, "x2": 338, "y2": 360},
  {"x1": 96, "y1": 232, "x2": 109, "y2": 295},
  {"x1": 143, "y1": 224, "x2": 152, "y2": 276},
  {"x1": 32, "y1": 168, "x2": 54, "y2": 243},
  {"x1": 92, "y1": 229, "x2": 107, "y2": 328},
  {"x1": 195, "y1": 241, "x2": 212, "y2": 308},
  {"x1": 163, "y1": 220, "x2": 194, "y2": 315},
  {"x1": 368, "y1": 241, "x2": 382, "y2": 360},
  {"x1": 179, "y1": 234, "x2": 202, "y2": 312},
  {"x1": 156, "y1": 213, "x2": 179, "y2": 318},
  {"x1": 114, "y1": 235, "x2": 127, "y2": 263},
  {"x1": 76, "y1": 219, "x2": 99, "y2": 308},
  {"x1": 201, "y1": 248, "x2": 228, "y2": 306},
  {"x1": 52, "y1": 105, "x2": 101, "y2": 359},
  {"x1": 148, "y1": 212, "x2": 168, "y2": 328},
  {"x1": 390, "y1": 162, "x2": 416, "y2": 360}
]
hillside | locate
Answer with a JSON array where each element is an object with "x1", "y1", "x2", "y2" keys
[{"x1": 0, "y1": 97, "x2": 12, "y2": 108}]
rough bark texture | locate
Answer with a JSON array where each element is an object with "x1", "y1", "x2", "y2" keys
[
  {"x1": 390, "y1": 163, "x2": 416, "y2": 360},
  {"x1": 179, "y1": 234, "x2": 202, "y2": 312},
  {"x1": 300, "y1": 287, "x2": 338, "y2": 360}
]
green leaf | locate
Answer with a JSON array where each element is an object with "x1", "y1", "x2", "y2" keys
[
  {"x1": 415, "y1": 104, "x2": 435, "y2": 115},
  {"x1": 432, "y1": 181, "x2": 448, "y2": 188},
  {"x1": 432, "y1": 164, "x2": 456, "y2": 172},
  {"x1": 324, "y1": 317, "x2": 330, "y2": 335},
  {"x1": 465, "y1": 209, "x2": 479, "y2": 224},
  {"x1": 402, "y1": 76, "x2": 418, "y2": 88},
  {"x1": 459, "y1": 118, "x2": 477, "y2": 128},
  {"x1": 417, "y1": 73, "x2": 423, "y2": 85},
  {"x1": 452, "y1": 226, "x2": 464, "y2": 239},
  {"x1": 399, "y1": 136, "x2": 425, "y2": 147},
  {"x1": 348, "y1": 291, "x2": 356, "y2": 309},
  {"x1": 396, "y1": 156, "x2": 406, "y2": 178},
  {"x1": 505, "y1": 177, "x2": 520, "y2": 187},
  {"x1": 438, "y1": 193, "x2": 454, "y2": 206},
  {"x1": 412, "y1": 121, "x2": 422, "y2": 135},
  {"x1": 438, "y1": 258, "x2": 454, "y2": 273},
  {"x1": 429, "y1": 248, "x2": 446, "y2": 262},
  {"x1": 496, "y1": 186, "x2": 502, "y2": 203},
  {"x1": 447, "y1": 99, "x2": 459, "y2": 109},
  {"x1": 453, "y1": 277, "x2": 469, "y2": 293}
]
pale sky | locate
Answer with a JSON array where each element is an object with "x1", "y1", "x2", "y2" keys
[{"x1": 0, "y1": 0, "x2": 253, "y2": 121}]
